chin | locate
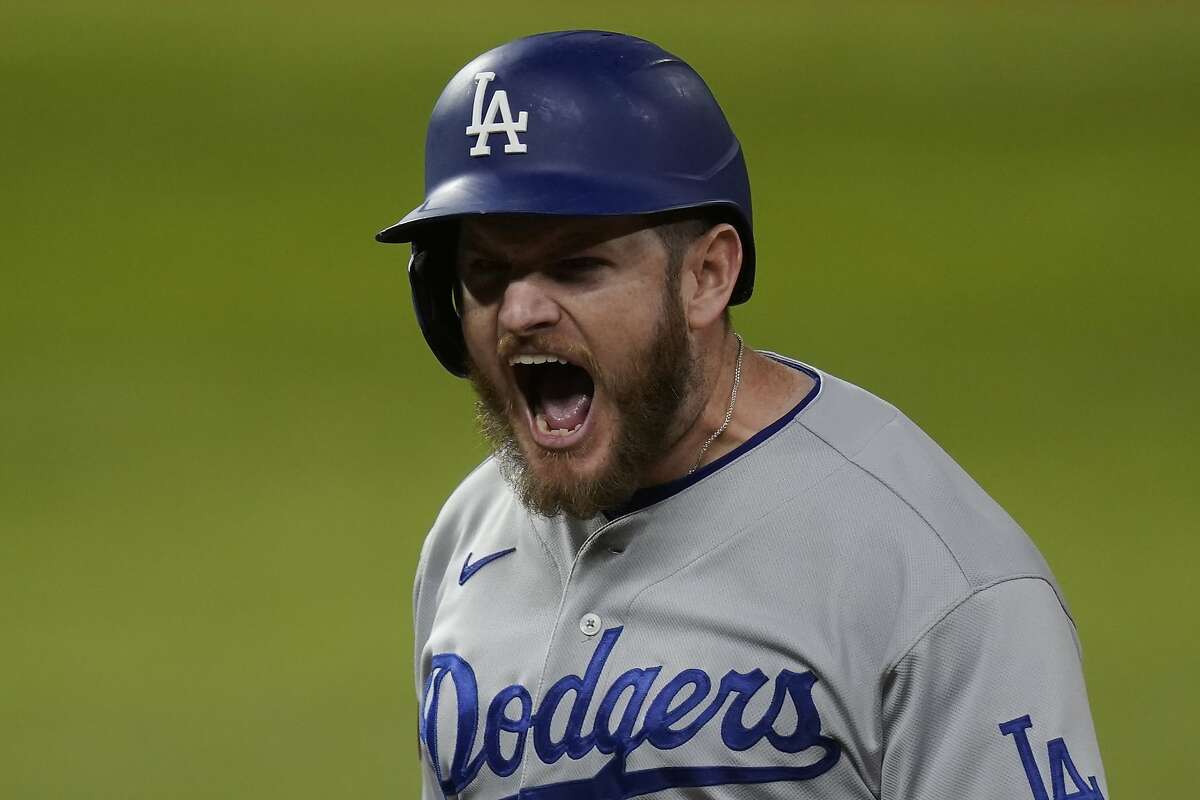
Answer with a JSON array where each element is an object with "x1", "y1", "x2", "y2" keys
[
  {"x1": 521, "y1": 418, "x2": 616, "y2": 479},
  {"x1": 504, "y1": 415, "x2": 637, "y2": 519}
]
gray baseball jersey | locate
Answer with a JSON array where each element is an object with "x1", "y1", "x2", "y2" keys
[{"x1": 412, "y1": 356, "x2": 1108, "y2": 800}]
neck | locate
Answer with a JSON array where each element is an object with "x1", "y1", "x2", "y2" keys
[{"x1": 640, "y1": 333, "x2": 815, "y2": 487}]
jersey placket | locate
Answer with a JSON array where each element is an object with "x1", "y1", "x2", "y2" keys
[{"x1": 515, "y1": 512, "x2": 641, "y2": 795}]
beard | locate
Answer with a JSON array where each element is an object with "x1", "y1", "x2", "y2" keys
[{"x1": 468, "y1": 277, "x2": 696, "y2": 519}]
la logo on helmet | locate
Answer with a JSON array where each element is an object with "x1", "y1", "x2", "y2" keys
[{"x1": 466, "y1": 72, "x2": 528, "y2": 157}]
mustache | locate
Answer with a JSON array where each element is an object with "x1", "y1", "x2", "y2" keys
[{"x1": 495, "y1": 333, "x2": 603, "y2": 380}]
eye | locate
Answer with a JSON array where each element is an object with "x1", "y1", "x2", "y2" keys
[
  {"x1": 460, "y1": 258, "x2": 509, "y2": 301},
  {"x1": 462, "y1": 257, "x2": 506, "y2": 279},
  {"x1": 549, "y1": 257, "x2": 608, "y2": 283}
]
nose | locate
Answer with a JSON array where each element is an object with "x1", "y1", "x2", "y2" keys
[{"x1": 497, "y1": 275, "x2": 561, "y2": 335}]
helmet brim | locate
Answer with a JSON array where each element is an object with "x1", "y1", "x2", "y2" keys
[{"x1": 375, "y1": 170, "x2": 754, "y2": 304}]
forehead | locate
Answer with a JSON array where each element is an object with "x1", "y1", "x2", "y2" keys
[{"x1": 457, "y1": 214, "x2": 661, "y2": 261}]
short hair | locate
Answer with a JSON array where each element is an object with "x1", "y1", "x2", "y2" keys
[
  {"x1": 651, "y1": 209, "x2": 735, "y2": 325},
  {"x1": 652, "y1": 209, "x2": 721, "y2": 271}
]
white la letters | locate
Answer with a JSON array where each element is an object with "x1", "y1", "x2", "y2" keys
[{"x1": 465, "y1": 71, "x2": 528, "y2": 157}]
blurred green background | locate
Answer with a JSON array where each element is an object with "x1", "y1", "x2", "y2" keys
[{"x1": 2, "y1": 1, "x2": 1196, "y2": 796}]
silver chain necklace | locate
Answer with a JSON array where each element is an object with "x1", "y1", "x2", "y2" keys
[{"x1": 689, "y1": 333, "x2": 744, "y2": 475}]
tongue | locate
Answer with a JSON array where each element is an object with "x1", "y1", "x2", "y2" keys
[
  {"x1": 537, "y1": 367, "x2": 593, "y2": 431},
  {"x1": 542, "y1": 392, "x2": 591, "y2": 430}
]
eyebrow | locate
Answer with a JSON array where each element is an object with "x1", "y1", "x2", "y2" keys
[{"x1": 459, "y1": 229, "x2": 613, "y2": 264}]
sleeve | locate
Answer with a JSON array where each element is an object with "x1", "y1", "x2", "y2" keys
[
  {"x1": 881, "y1": 577, "x2": 1108, "y2": 799},
  {"x1": 412, "y1": 534, "x2": 444, "y2": 800}
]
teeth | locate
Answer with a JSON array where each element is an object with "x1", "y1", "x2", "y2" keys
[
  {"x1": 534, "y1": 413, "x2": 583, "y2": 437},
  {"x1": 510, "y1": 354, "x2": 569, "y2": 366}
]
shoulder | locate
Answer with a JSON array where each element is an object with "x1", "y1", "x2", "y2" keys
[
  {"x1": 798, "y1": 367, "x2": 1059, "y2": 592},
  {"x1": 418, "y1": 455, "x2": 516, "y2": 575},
  {"x1": 412, "y1": 458, "x2": 521, "y2": 628},
  {"x1": 433, "y1": 455, "x2": 515, "y2": 535},
  {"x1": 766, "y1": 361, "x2": 1071, "y2": 661}
]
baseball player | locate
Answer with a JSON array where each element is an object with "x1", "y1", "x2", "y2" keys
[{"x1": 376, "y1": 31, "x2": 1107, "y2": 800}]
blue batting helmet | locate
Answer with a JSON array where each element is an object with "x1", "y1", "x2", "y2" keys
[{"x1": 376, "y1": 30, "x2": 754, "y2": 377}]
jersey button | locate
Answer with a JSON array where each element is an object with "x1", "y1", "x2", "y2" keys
[{"x1": 579, "y1": 613, "x2": 602, "y2": 636}]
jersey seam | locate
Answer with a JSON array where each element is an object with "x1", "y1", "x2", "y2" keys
[
  {"x1": 524, "y1": 515, "x2": 568, "y2": 588},
  {"x1": 622, "y1": 457, "x2": 861, "y2": 620},
  {"x1": 883, "y1": 574, "x2": 1075, "y2": 676},
  {"x1": 797, "y1": 411, "x2": 973, "y2": 588}
]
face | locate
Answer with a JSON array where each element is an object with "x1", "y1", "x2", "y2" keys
[{"x1": 458, "y1": 215, "x2": 697, "y2": 518}]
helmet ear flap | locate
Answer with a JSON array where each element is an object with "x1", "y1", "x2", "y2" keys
[{"x1": 408, "y1": 231, "x2": 469, "y2": 377}]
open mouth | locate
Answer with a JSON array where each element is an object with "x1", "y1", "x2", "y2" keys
[{"x1": 510, "y1": 354, "x2": 596, "y2": 448}]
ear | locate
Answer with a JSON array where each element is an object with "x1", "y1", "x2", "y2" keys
[{"x1": 680, "y1": 223, "x2": 743, "y2": 330}]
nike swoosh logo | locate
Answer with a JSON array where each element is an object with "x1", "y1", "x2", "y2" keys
[{"x1": 459, "y1": 547, "x2": 517, "y2": 586}]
